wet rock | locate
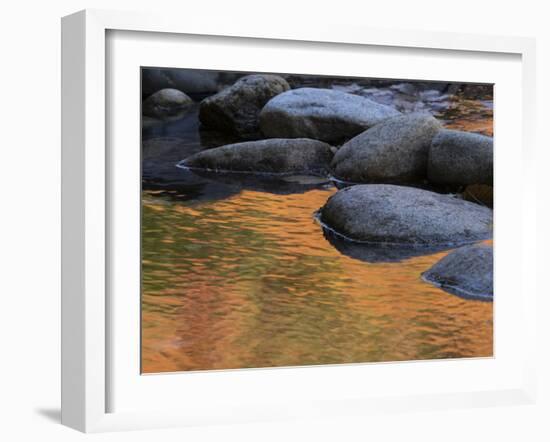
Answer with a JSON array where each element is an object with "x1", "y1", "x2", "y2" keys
[
  {"x1": 259, "y1": 88, "x2": 401, "y2": 144},
  {"x1": 422, "y1": 243, "x2": 493, "y2": 301},
  {"x1": 331, "y1": 113, "x2": 441, "y2": 184},
  {"x1": 199, "y1": 74, "x2": 290, "y2": 139},
  {"x1": 180, "y1": 138, "x2": 334, "y2": 175},
  {"x1": 428, "y1": 129, "x2": 493, "y2": 186},
  {"x1": 318, "y1": 184, "x2": 493, "y2": 246},
  {"x1": 142, "y1": 89, "x2": 193, "y2": 119}
]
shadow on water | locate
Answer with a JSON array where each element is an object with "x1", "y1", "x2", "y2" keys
[
  {"x1": 142, "y1": 104, "x2": 337, "y2": 200},
  {"x1": 318, "y1": 225, "x2": 456, "y2": 264},
  {"x1": 181, "y1": 166, "x2": 334, "y2": 196}
]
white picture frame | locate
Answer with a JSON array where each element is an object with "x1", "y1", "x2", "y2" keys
[{"x1": 61, "y1": 9, "x2": 538, "y2": 433}]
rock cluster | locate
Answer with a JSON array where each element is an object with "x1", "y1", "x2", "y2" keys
[{"x1": 143, "y1": 73, "x2": 494, "y2": 301}]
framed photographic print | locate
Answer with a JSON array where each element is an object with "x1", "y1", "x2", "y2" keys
[{"x1": 61, "y1": 9, "x2": 538, "y2": 433}]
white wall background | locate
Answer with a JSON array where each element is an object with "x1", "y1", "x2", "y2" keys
[{"x1": 0, "y1": 1, "x2": 548, "y2": 440}]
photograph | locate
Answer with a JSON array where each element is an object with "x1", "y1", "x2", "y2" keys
[{"x1": 140, "y1": 67, "x2": 494, "y2": 374}]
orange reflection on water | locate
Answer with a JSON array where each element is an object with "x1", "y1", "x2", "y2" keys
[{"x1": 141, "y1": 188, "x2": 493, "y2": 373}]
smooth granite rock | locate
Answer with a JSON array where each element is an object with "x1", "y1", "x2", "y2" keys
[
  {"x1": 428, "y1": 129, "x2": 493, "y2": 186},
  {"x1": 142, "y1": 88, "x2": 193, "y2": 119},
  {"x1": 199, "y1": 74, "x2": 290, "y2": 139},
  {"x1": 422, "y1": 243, "x2": 493, "y2": 300},
  {"x1": 318, "y1": 184, "x2": 493, "y2": 246},
  {"x1": 180, "y1": 138, "x2": 334, "y2": 175},
  {"x1": 331, "y1": 113, "x2": 441, "y2": 183},
  {"x1": 259, "y1": 87, "x2": 401, "y2": 144}
]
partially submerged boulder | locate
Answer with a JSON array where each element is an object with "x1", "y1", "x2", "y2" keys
[
  {"x1": 199, "y1": 74, "x2": 290, "y2": 139},
  {"x1": 331, "y1": 113, "x2": 441, "y2": 183},
  {"x1": 180, "y1": 138, "x2": 334, "y2": 175},
  {"x1": 318, "y1": 184, "x2": 493, "y2": 246},
  {"x1": 142, "y1": 88, "x2": 193, "y2": 119},
  {"x1": 259, "y1": 87, "x2": 401, "y2": 144},
  {"x1": 428, "y1": 129, "x2": 493, "y2": 186},
  {"x1": 422, "y1": 243, "x2": 493, "y2": 301}
]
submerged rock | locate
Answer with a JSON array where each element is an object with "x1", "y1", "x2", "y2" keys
[
  {"x1": 142, "y1": 88, "x2": 193, "y2": 119},
  {"x1": 180, "y1": 138, "x2": 334, "y2": 175},
  {"x1": 199, "y1": 74, "x2": 290, "y2": 139},
  {"x1": 331, "y1": 113, "x2": 441, "y2": 184},
  {"x1": 422, "y1": 243, "x2": 493, "y2": 301},
  {"x1": 259, "y1": 87, "x2": 401, "y2": 144},
  {"x1": 428, "y1": 129, "x2": 493, "y2": 186},
  {"x1": 318, "y1": 184, "x2": 493, "y2": 246}
]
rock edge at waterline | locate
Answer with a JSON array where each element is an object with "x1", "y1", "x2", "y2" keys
[
  {"x1": 180, "y1": 138, "x2": 335, "y2": 176},
  {"x1": 421, "y1": 243, "x2": 493, "y2": 301},
  {"x1": 318, "y1": 184, "x2": 493, "y2": 246}
]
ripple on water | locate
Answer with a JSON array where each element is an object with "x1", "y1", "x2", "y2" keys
[{"x1": 141, "y1": 187, "x2": 493, "y2": 373}]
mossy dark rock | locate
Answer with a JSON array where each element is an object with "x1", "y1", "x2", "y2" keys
[
  {"x1": 199, "y1": 74, "x2": 290, "y2": 139},
  {"x1": 318, "y1": 184, "x2": 493, "y2": 246},
  {"x1": 428, "y1": 129, "x2": 493, "y2": 186},
  {"x1": 331, "y1": 113, "x2": 441, "y2": 184},
  {"x1": 422, "y1": 243, "x2": 493, "y2": 301},
  {"x1": 180, "y1": 138, "x2": 334, "y2": 175},
  {"x1": 259, "y1": 87, "x2": 401, "y2": 144},
  {"x1": 142, "y1": 88, "x2": 193, "y2": 119}
]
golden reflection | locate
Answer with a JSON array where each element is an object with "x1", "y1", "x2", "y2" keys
[{"x1": 141, "y1": 187, "x2": 493, "y2": 373}]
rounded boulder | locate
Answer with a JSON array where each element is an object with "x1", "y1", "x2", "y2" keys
[
  {"x1": 199, "y1": 74, "x2": 290, "y2": 139},
  {"x1": 259, "y1": 87, "x2": 401, "y2": 144},
  {"x1": 142, "y1": 88, "x2": 193, "y2": 119},
  {"x1": 180, "y1": 138, "x2": 334, "y2": 175},
  {"x1": 318, "y1": 184, "x2": 493, "y2": 246},
  {"x1": 422, "y1": 243, "x2": 493, "y2": 300},
  {"x1": 331, "y1": 113, "x2": 441, "y2": 184},
  {"x1": 427, "y1": 129, "x2": 493, "y2": 186}
]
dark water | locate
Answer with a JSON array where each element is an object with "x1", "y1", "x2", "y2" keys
[{"x1": 141, "y1": 81, "x2": 493, "y2": 373}]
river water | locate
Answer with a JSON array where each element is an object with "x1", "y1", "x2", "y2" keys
[{"x1": 141, "y1": 79, "x2": 493, "y2": 373}]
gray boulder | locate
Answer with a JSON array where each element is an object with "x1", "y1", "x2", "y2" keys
[
  {"x1": 318, "y1": 184, "x2": 493, "y2": 246},
  {"x1": 422, "y1": 243, "x2": 493, "y2": 300},
  {"x1": 428, "y1": 129, "x2": 493, "y2": 186},
  {"x1": 199, "y1": 74, "x2": 290, "y2": 139},
  {"x1": 142, "y1": 88, "x2": 193, "y2": 119},
  {"x1": 180, "y1": 138, "x2": 334, "y2": 175},
  {"x1": 331, "y1": 113, "x2": 441, "y2": 183},
  {"x1": 259, "y1": 87, "x2": 401, "y2": 144}
]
